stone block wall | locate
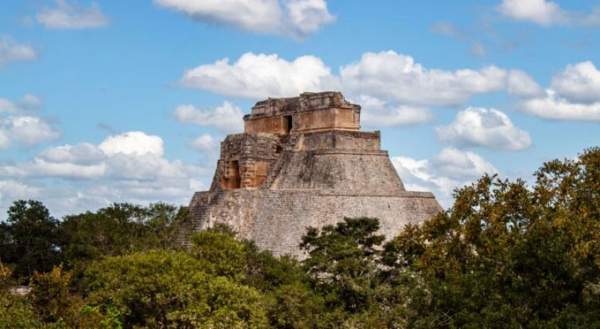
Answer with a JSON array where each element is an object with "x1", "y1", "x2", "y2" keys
[
  {"x1": 187, "y1": 189, "x2": 441, "y2": 257},
  {"x1": 270, "y1": 151, "x2": 406, "y2": 195},
  {"x1": 297, "y1": 130, "x2": 380, "y2": 151}
]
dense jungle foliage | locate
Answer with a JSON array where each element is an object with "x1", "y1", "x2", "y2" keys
[{"x1": 0, "y1": 147, "x2": 599, "y2": 328}]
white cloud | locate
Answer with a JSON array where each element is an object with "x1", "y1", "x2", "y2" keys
[
  {"x1": 182, "y1": 51, "x2": 538, "y2": 109},
  {"x1": 99, "y1": 131, "x2": 164, "y2": 157},
  {"x1": 507, "y1": 69, "x2": 544, "y2": 97},
  {"x1": 154, "y1": 0, "x2": 333, "y2": 37},
  {"x1": 0, "y1": 180, "x2": 40, "y2": 202},
  {"x1": 550, "y1": 61, "x2": 600, "y2": 104},
  {"x1": 174, "y1": 101, "x2": 244, "y2": 133},
  {"x1": 37, "y1": 0, "x2": 109, "y2": 29},
  {"x1": 431, "y1": 147, "x2": 498, "y2": 181},
  {"x1": 3, "y1": 116, "x2": 61, "y2": 146},
  {"x1": 519, "y1": 90, "x2": 600, "y2": 122},
  {"x1": 433, "y1": 147, "x2": 498, "y2": 180},
  {"x1": 516, "y1": 61, "x2": 600, "y2": 122},
  {"x1": 356, "y1": 95, "x2": 432, "y2": 127},
  {"x1": 0, "y1": 95, "x2": 59, "y2": 149},
  {"x1": 392, "y1": 148, "x2": 499, "y2": 207},
  {"x1": 0, "y1": 37, "x2": 37, "y2": 67},
  {"x1": 340, "y1": 51, "x2": 508, "y2": 107},
  {"x1": 190, "y1": 133, "x2": 218, "y2": 152},
  {"x1": 39, "y1": 143, "x2": 105, "y2": 165},
  {"x1": 1, "y1": 132, "x2": 197, "y2": 182},
  {"x1": 498, "y1": 0, "x2": 600, "y2": 27},
  {"x1": 154, "y1": 0, "x2": 282, "y2": 33},
  {"x1": 498, "y1": 0, "x2": 567, "y2": 26},
  {"x1": 0, "y1": 131, "x2": 211, "y2": 216},
  {"x1": 181, "y1": 53, "x2": 336, "y2": 99},
  {"x1": 105, "y1": 154, "x2": 194, "y2": 181},
  {"x1": 283, "y1": 0, "x2": 335, "y2": 37},
  {"x1": 437, "y1": 107, "x2": 532, "y2": 151},
  {"x1": 11, "y1": 138, "x2": 196, "y2": 182},
  {"x1": 29, "y1": 158, "x2": 107, "y2": 179}
]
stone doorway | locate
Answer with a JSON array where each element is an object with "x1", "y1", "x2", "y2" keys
[{"x1": 284, "y1": 115, "x2": 293, "y2": 134}]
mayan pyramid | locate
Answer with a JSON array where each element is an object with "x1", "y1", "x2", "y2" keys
[{"x1": 183, "y1": 92, "x2": 441, "y2": 257}]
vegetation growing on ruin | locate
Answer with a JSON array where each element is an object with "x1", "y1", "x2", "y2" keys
[{"x1": 1, "y1": 147, "x2": 599, "y2": 328}]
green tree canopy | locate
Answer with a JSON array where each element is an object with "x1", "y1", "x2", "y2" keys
[
  {"x1": 0, "y1": 200, "x2": 60, "y2": 279},
  {"x1": 59, "y1": 202, "x2": 186, "y2": 267},
  {"x1": 383, "y1": 147, "x2": 600, "y2": 328},
  {"x1": 300, "y1": 217, "x2": 385, "y2": 314},
  {"x1": 83, "y1": 250, "x2": 269, "y2": 329}
]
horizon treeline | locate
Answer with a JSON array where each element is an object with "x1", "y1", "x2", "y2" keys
[{"x1": 0, "y1": 147, "x2": 599, "y2": 329}]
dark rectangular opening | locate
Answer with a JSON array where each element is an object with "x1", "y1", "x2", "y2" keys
[{"x1": 284, "y1": 115, "x2": 293, "y2": 134}]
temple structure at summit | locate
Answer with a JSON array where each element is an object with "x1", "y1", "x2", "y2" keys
[{"x1": 183, "y1": 91, "x2": 441, "y2": 256}]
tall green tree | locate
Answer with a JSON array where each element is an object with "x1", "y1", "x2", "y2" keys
[
  {"x1": 0, "y1": 200, "x2": 60, "y2": 279},
  {"x1": 300, "y1": 217, "x2": 385, "y2": 314}
]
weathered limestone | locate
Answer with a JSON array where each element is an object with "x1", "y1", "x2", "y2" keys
[{"x1": 183, "y1": 92, "x2": 442, "y2": 257}]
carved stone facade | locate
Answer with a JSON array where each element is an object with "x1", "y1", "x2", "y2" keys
[{"x1": 183, "y1": 92, "x2": 442, "y2": 257}]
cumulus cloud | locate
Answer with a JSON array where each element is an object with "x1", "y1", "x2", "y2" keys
[
  {"x1": 356, "y1": 95, "x2": 432, "y2": 127},
  {"x1": 0, "y1": 95, "x2": 60, "y2": 149},
  {"x1": 0, "y1": 131, "x2": 211, "y2": 216},
  {"x1": 0, "y1": 37, "x2": 37, "y2": 67},
  {"x1": 36, "y1": 0, "x2": 109, "y2": 29},
  {"x1": 392, "y1": 148, "x2": 499, "y2": 206},
  {"x1": 437, "y1": 107, "x2": 532, "y2": 151},
  {"x1": 516, "y1": 61, "x2": 600, "y2": 122},
  {"x1": 28, "y1": 157, "x2": 107, "y2": 180},
  {"x1": 181, "y1": 53, "x2": 336, "y2": 99},
  {"x1": 519, "y1": 90, "x2": 600, "y2": 122},
  {"x1": 284, "y1": 0, "x2": 335, "y2": 36},
  {"x1": 181, "y1": 51, "x2": 539, "y2": 110},
  {"x1": 180, "y1": 52, "x2": 593, "y2": 124},
  {"x1": 190, "y1": 134, "x2": 218, "y2": 153},
  {"x1": 498, "y1": 0, "x2": 567, "y2": 25},
  {"x1": 550, "y1": 61, "x2": 600, "y2": 104},
  {"x1": 174, "y1": 101, "x2": 244, "y2": 133},
  {"x1": 39, "y1": 143, "x2": 105, "y2": 165},
  {"x1": 340, "y1": 51, "x2": 508, "y2": 107},
  {"x1": 154, "y1": 0, "x2": 334, "y2": 37},
  {"x1": 1, "y1": 116, "x2": 61, "y2": 146},
  {"x1": 99, "y1": 131, "x2": 164, "y2": 157},
  {"x1": 498, "y1": 0, "x2": 600, "y2": 27}
]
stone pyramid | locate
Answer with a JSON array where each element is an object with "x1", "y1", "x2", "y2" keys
[{"x1": 183, "y1": 92, "x2": 441, "y2": 257}]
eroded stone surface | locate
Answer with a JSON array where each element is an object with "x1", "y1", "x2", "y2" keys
[{"x1": 183, "y1": 92, "x2": 442, "y2": 257}]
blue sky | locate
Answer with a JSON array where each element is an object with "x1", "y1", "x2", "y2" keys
[{"x1": 0, "y1": 0, "x2": 599, "y2": 217}]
